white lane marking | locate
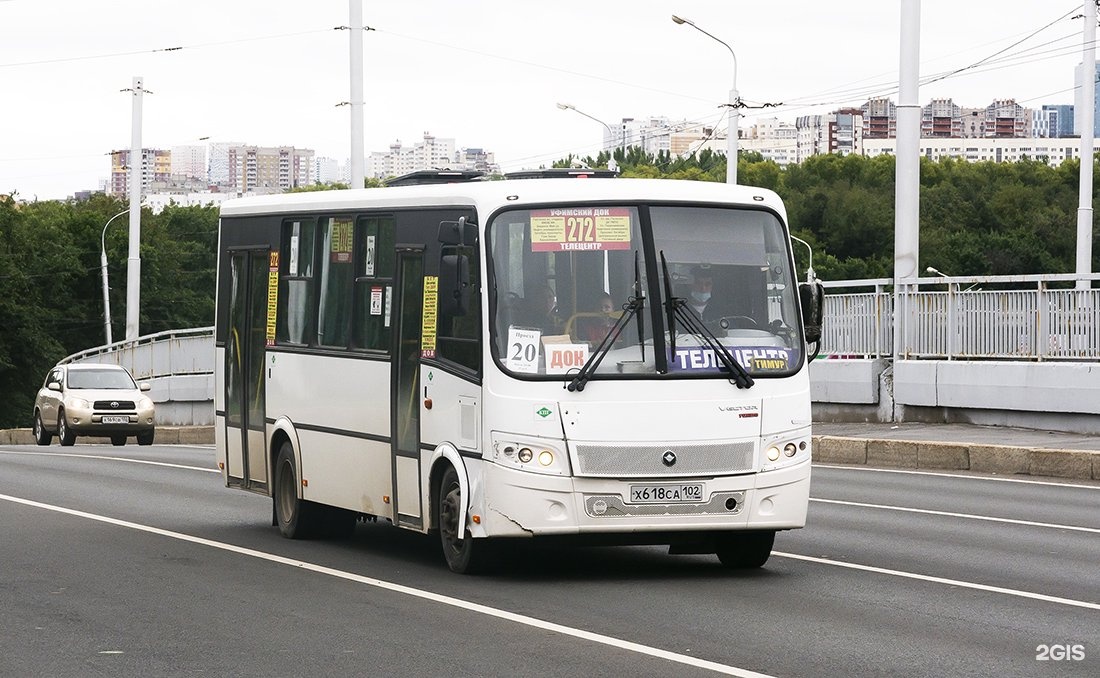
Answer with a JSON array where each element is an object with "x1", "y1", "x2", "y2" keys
[
  {"x1": 0, "y1": 449, "x2": 216, "y2": 473},
  {"x1": 810, "y1": 497, "x2": 1100, "y2": 534},
  {"x1": 773, "y1": 551, "x2": 1100, "y2": 611},
  {"x1": 0, "y1": 492, "x2": 772, "y2": 678},
  {"x1": 814, "y1": 463, "x2": 1100, "y2": 490}
]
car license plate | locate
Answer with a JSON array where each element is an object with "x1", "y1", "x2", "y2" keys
[
  {"x1": 101, "y1": 415, "x2": 129, "y2": 424},
  {"x1": 629, "y1": 483, "x2": 704, "y2": 504}
]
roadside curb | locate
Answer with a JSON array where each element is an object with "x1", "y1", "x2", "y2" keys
[
  {"x1": 812, "y1": 435, "x2": 1100, "y2": 481},
  {"x1": 0, "y1": 426, "x2": 215, "y2": 446},
  {"x1": 4, "y1": 427, "x2": 1096, "y2": 481}
]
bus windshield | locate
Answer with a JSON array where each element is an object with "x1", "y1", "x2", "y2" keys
[{"x1": 488, "y1": 203, "x2": 803, "y2": 380}]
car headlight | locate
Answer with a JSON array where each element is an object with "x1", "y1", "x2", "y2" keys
[
  {"x1": 491, "y1": 434, "x2": 570, "y2": 476},
  {"x1": 761, "y1": 434, "x2": 811, "y2": 471},
  {"x1": 138, "y1": 396, "x2": 154, "y2": 409},
  {"x1": 66, "y1": 397, "x2": 91, "y2": 410}
]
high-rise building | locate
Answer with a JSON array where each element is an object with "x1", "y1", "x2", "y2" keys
[
  {"x1": 227, "y1": 146, "x2": 314, "y2": 193},
  {"x1": 109, "y1": 148, "x2": 171, "y2": 196},
  {"x1": 170, "y1": 145, "x2": 207, "y2": 181},
  {"x1": 1038, "y1": 105, "x2": 1075, "y2": 138},
  {"x1": 1073, "y1": 60, "x2": 1100, "y2": 137},
  {"x1": 313, "y1": 156, "x2": 342, "y2": 185},
  {"x1": 982, "y1": 99, "x2": 1028, "y2": 138},
  {"x1": 861, "y1": 98, "x2": 896, "y2": 139},
  {"x1": 208, "y1": 142, "x2": 243, "y2": 186},
  {"x1": 922, "y1": 99, "x2": 962, "y2": 138},
  {"x1": 365, "y1": 132, "x2": 458, "y2": 179}
]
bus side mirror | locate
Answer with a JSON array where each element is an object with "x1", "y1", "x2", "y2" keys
[
  {"x1": 798, "y1": 281, "x2": 824, "y2": 344},
  {"x1": 438, "y1": 216, "x2": 478, "y2": 246},
  {"x1": 439, "y1": 253, "x2": 470, "y2": 316}
]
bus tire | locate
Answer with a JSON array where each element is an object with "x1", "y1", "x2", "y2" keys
[
  {"x1": 715, "y1": 530, "x2": 775, "y2": 569},
  {"x1": 58, "y1": 410, "x2": 76, "y2": 447},
  {"x1": 33, "y1": 412, "x2": 52, "y2": 446},
  {"x1": 274, "y1": 441, "x2": 319, "y2": 539},
  {"x1": 437, "y1": 464, "x2": 493, "y2": 574}
]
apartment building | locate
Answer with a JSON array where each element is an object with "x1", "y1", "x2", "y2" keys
[
  {"x1": 227, "y1": 145, "x2": 314, "y2": 193},
  {"x1": 109, "y1": 148, "x2": 171, "y2": 196}
]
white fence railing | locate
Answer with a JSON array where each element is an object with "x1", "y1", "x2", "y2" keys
[
  {"x1": 821, "y1": 274, "x2": 1100, "y2": 361},
  {"x1": 60, "y1": 326, "x2": 215, "y2": 378}
]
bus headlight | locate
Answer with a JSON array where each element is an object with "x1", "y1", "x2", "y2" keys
[
  {"x1": 491, "y1": 434, "x2": 570, "y2": 476},
  {"x1": 761, "y1": 433, "x2": 811, "y2": 471}
]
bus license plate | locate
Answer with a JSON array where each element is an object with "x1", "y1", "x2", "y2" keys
[
  {"x1": 101, "y1": 416, "x2": 129, "y2": 424},
  {"x1": 629, "y1": 483, "x2": 704, "y2": 504}
]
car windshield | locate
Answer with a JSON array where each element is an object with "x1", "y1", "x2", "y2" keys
[
  {"x1": 488, "y1": 203, "x2": 803, "y2": 381},
  {"x1": 67, "y1": 369, "x2": 136, "y2": 390}
]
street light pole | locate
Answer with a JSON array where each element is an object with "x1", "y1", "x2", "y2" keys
[
  {"x1": 557, "y1": 102, "x2": 616, "y2": 154},
  {"x1": 672, "y1": 15, "x2": 738, "y2": 185},
  {"x1": 100, "y1": 209, "x2": 129, "y2": 345}
]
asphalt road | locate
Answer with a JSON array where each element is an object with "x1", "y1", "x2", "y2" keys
[{"x1": 1, "y1": 444, "x2": 1097, "y2": 678}]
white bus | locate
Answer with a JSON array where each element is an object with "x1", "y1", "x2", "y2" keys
[{"x1": 214, "y1": 170, "x2": 823, "y2": 573}]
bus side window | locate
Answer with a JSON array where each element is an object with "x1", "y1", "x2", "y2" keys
[
  {"x1": 317, "y1": 216, "x2": 356, "y2": 348},
  {"x1": 276, "y1": 218, "x2": 316, "y2": 345},
  {"x1": 353, "y1": 215, "x2": 396, "y2": 352},
  {"x1": 435, "y1": 243, "x2": 481, "y2": 372}
]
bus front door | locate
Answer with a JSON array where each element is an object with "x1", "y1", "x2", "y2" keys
[
  {"x1": 224, "y1": 249, "x2": 270, "y2": 492},
  {"x1": 392, "y1": 248, "x2": 425, "y2": 529}
]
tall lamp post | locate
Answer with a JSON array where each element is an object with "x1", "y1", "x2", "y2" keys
[
  {"x1": 672, "y1": 15, "x2": 738, "y2": 185},
  {"x1": 556, "y1": 102, "x2": 617, "y2": 154},
  {"x1": 100, "y1": 208, "x2": 130, "y2": 345}
]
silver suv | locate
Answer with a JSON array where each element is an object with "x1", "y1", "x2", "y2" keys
[{"x1": 33, "y1": 364, "x2": 156, "y2": 446}]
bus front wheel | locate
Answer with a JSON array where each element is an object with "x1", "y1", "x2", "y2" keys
[
  {"x1": 715, "y1": 530, "x2": 775, "y2": 569},
  {"x1": 437, "y1": 465, "x2": 493, "y2": 574},
  {"x1": 274, "y1": 442, "x2": 319, "y2": 539}
]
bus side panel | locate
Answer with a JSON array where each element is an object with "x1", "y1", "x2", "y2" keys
[{"x1": 266, "y1": 351, "x2": 393, "y2": 517}]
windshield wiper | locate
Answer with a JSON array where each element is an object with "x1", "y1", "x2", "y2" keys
[
  {"x1": 660, "y1": 253, "x2": 754, "y2": 390},
  {"x1": 568, "y1": 253, "x2": 646, "y2": 392}
]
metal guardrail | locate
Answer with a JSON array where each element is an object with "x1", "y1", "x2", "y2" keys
[
  {"x1": 820, "y1": 274, "x2": 1100, "y2": 361},
  {"x1": 60, "y1": 326, "x2": 215, "y2": 379}
]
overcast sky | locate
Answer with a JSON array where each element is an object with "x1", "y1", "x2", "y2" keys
[{"x1": 0, "y1": 0, "x2": 1091, "y2": 200}]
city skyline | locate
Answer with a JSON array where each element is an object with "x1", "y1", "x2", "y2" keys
[{"x1": 0, "y1": 0, "x2": 1092, "y2": 200}]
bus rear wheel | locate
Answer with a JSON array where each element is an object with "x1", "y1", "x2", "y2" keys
[
  {"x1": 715, "y1": 530, "x2": 775, "y2": 569},
  {"x1": 274, "y1": 442, "x2": 320, "y2": 539},
  {"x1": 437, "y1": 465, "x2": 493, "y2": 574}
]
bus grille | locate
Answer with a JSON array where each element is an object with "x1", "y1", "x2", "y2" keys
[
  {"x1": 571, "y1": 441, "x2": 755, "y2": 477},
  {"x1": 584, "y1": 491, "x2": 746, "y2": 518}
]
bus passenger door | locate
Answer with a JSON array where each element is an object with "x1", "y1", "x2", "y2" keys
[
  {"x1": 224, "y1": 249, "x2": 271, "y2": 492},
  {"x1": 392, "y1": 248, "x2": 425, "y2": 529}
]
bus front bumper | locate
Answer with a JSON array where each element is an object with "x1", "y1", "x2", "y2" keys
[{"x1": 474, "y1": 458, "x2": 810, "y2": 539}]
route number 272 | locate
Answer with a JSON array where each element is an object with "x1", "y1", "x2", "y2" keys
[{"x1": 567, "y1": 217, "x2": 595, "y2": 242}]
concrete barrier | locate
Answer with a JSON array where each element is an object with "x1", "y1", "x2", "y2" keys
[{"x1": 813, "y1": 435, "x2": 1100, "y2": 481}]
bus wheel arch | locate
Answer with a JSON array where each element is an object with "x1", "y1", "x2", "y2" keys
[{"x1": 429, "y1": 449, "x2": 493, "y2": 574}]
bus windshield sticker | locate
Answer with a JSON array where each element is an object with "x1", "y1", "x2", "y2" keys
[
  {"x1": 266, "y1": 250, "x2": 279, "y2": 346},
  {"x1": 670, "y1": 346, "x2": 796, "y2": 373},
  {"x1": 529, "y1": 208, "x2": 632, "y2": 252},
  {"x1": 289, "y1": 231, "x2": 300, "y2": 275},
  {"x1": 384, "y1": 286, "x2": 392, "y2": 327},
  {"x1": 542, "y1": 336, "x2": 589, "y2": 375},
  {"x1": 506, "y1": 327, "x2": 541, "y2": 373},
  {"x1": 421, "y1": 276, "x2": 438, "y2": 358},
  {"x1": 330, "y1": 217, "x2": 353, "y2": 263},
  {"x1": 364, "y1": 234, "x2": 376, "y2": 276}
]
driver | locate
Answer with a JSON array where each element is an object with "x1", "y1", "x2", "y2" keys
[{"x1": 688, "y1": 265, "x2": 721, "y2": 322}]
